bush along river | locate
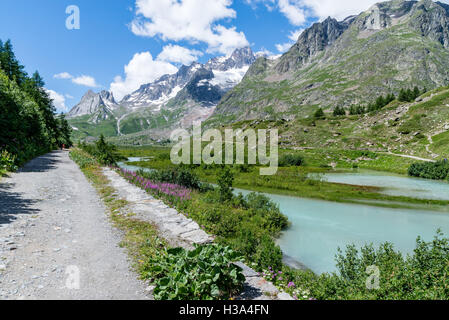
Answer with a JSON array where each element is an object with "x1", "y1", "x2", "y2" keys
[{"x1": 118, "y1": 159, "x2": 449, "y2": 275}]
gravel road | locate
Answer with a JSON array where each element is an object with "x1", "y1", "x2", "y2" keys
[{"x1": 0, "y1": 151, "x2": 150, "y2": 300}]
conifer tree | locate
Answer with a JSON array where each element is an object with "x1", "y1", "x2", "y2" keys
[
  {"x1": 0, "y1": 39, "x2": 72, "y2": 167},
  {"x1": 314, "y1": 108, "x2": 325, "y2": 119}
]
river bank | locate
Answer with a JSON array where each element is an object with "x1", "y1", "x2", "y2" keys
[
  {"x1": 124, "y1": 157, "x2": 449, "y2": 211},
  {"x1": 116, "y1": 151, "x2": 449, "y2": 274}
]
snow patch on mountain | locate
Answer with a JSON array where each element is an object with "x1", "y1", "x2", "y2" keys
[{"x1": 210, "y1": 66, "x2": 250, "y2": 91}]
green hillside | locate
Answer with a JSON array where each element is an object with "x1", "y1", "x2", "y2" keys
[{"x1": 210, "y1": 0, "x2": 449, "y2": 125}]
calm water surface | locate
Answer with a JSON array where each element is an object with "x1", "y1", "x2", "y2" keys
[
  {"x1": 237, "y1": 188, "x2": 449, "y2": 274},
  {"x1": 323, "y1": 171, "x2": 449, "y2": 200}
]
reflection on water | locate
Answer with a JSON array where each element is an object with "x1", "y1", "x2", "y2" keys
[
  {"x1": 323, "y1": 171, "x2": 449, "y2": 201},
  {"x1": 117, "y1": 157, "x2": 155, "y2": 173}
]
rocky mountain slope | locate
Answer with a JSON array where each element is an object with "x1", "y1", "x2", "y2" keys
[
  {"x1": 67, "y1": 90, "x2": 119, "y2": 123},
  {"x1": 209, "y1": 0, "x2": 449, "y2": 125}
]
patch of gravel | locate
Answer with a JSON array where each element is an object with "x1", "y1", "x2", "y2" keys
[{"x1": 0, "y1": 151, "x2": 150, "y2": 300}]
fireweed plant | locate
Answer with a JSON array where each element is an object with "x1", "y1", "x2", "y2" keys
[
  {"x1": 113, "y1": 167, "x2": 290, "y2": 270},
  {"x1": 118, "y1": 168, "x2": 191, "y2": 205},
  {"x1": 70, "y1": 149, "x2": 245, "y2": 300},
  {"x1": 77, "y1": 149, "x2": 449, "y2": 300}
]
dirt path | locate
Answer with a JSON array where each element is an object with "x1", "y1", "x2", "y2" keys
[
  {"x1": 0, "y1": 151, "x2": 150, "y2": 300},
  {"x1": 380, "y1": 151, "x2": 436, "y2": 163}
]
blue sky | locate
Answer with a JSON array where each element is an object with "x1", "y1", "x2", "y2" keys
[{"x1": 1, "y1": 0, "x2": 446, "y2": 112}]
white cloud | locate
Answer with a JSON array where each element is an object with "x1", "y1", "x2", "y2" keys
[
  {"x1": 110, "y1": 51, "x2": 178, "y2": 101},
  {"x1": 288, "y1": 28, "x2": 304, "y2": 41},
  {"x1": 72, "y1": 75, "x2": 99, "y2": 88},
  {"x1": 255, "y1": 48, "x2": 274, "y2": 57},
  {"x1": 250, "y1": 0, "x2": 449, "y2": 24},
  {"x1": 245, "y1": 0, "x2": 306, "y2": 25},
  {"x1": 245, "y1": 0, "x2": 276, "y2": 11},
  {"x1": 157, "y1": 44, "x2": 203, "y2": 65},
  {"x1": 53, "y1": 72, "x2": 73, "y2": 79},
  {"x1": 130, "y1": 0, "x2": 249, "y2": 54},
  {"x1": 278, "y1": 0, "x2": 306, "y2": 25},
  {"x1": 46, "y1": 89, "x2": 67, "y2": 112},
  {"x1": 53, "y1": 72, "x2": 99, "y2": 88},
  {"x1": 275, "y1": 42, "x2": 293, "y2": 53},
  {"x1": 298, "y1": 0, "x2": 377, "y2": 21}
]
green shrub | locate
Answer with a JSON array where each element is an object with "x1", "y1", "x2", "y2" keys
[
  {"x1": 314, "y1": 108, "x2": 325, "y2": 120},
  {"x1": 145, "y1": 244, "x2": 245, "y2": 300},
  {"x1": 138, "y1": 167, "x2": 203, "y2": 190},
  {"x1": 408, "y1": 160, "x2": 449, "y2": 180},
  {"x1": 1, "y1": 40, "x2": 72, "y2": 166},
  {"x1": 0, "y1": 149, "x2": 17, "y2": 171},
  {"x1": 79, "y1": 135, "x2": 123, "y2": 166},
  {"x1": 69, "y1": 148, "x2": 97, "y2": 169},
  {"x1": 279, "y1": 154, "x2": 305, "y2": 167},
  {"x1": 218, "y1": 166, "x2": 234, "y2": 202},
  {"x1": 303, "y1": 231, "x2": 449, "y2": 300},
  {"x1": 253, "y1": 235, "x2": 284, "y2": 271},
  {"x1": 333, "y1": 106, "x2": 346, "y2": 117},
  {"x1": 245, "y1": 192, "x2": 289, "y2": 232},
  {"x1": 398, "y1": 87, "x2": 423, "y2": 102},
  {"x1": 216, "y1": 212, "x2": 240, "y2": 238}
]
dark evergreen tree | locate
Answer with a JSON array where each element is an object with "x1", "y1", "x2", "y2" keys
[
  {"x1": 375, "y1": 96, "x2": 385, "y2": 110},
  {"x1": 218, "y1": 166, "x2": 234, "y2": 203},
  {"x1": 386, "y1": 93, "x2": 395, "y2": 104},
  {"x1": 0, "y1": 39, "x2": 72, "y2": 167},
  {"x1": 314, "y1": 108, "x2": 325, "y2": 119},
  {"x1": 0, "y1": 40, "x2": 26, "y2": 85},
  {"x1": 56, "y1": 113, "x2": 73, "y2": 148},
  {"x1": 413, "y1": 86, "x2": 420, "y2": 100},
  {"x1": 349, "y1": 105, "x2": 357, "y2": 115},
  {"x1": 333, "y1": 106, "x2": 346, "y2": 116},
  {"x1": 398, "y1": 88, "x2": 408, "y2": 102}
]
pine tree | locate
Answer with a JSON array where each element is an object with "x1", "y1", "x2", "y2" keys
[
  {"x1": 357, "y1": 105, "x2": 365, "y2": 115},
  {"x1": 23, "y1": 71, "x2": 58, "y2": 145},
  {"x1": 386, "y1": 93, "x2": 395, "y2": 104},
  {"x1": 375, "y1": 96, "x2": 385, "y2": 110},
  {"x1": 314, "y1": 108, "x2": 325, "y2": 119},
  {"x1": 333, "y1": 106, "x2": 346, "y2": 116},
  {"x1": 398, "y1": 88, "x2": 408, "y2": 102},
  {"x1": 218, "y1": 166, "x2": 234, "y2": 203},
  {"x1": 413, "y1": 86, "x2": 420, "y2": 100},
  {"x1": 349, "y1": 105, "x2": 356, "y2": 115},
  {"x1": 0, "y1": 39, "x2": 72, "y2": 166},
  {"x1": 0, "y1": 40, "x2": 26, "y2": 85},
  {"x1": 56, "y1": 113, "x2": 73, "y2": 147}
]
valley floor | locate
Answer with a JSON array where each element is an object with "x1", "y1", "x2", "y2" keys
[{"x1": 0, "y1": 151, "x2": 149, "y2": 300}]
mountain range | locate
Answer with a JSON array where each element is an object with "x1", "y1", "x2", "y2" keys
[
  {"x1": 68, "y1": 47, "x2": 257, "y2": 139},
  {"x1": 68, "y1": 0, "x2": 449, "y2": 143},
  {"x1": 209, "y1": 0, "x2": 449, "y2": 125}
]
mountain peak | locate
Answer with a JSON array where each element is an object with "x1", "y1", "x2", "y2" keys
[
  {"x1": 120, "y1": 47, "x2": 256, "y2": 110},
  {"x1": 99, "y1": 90, "x2": 116, "y2": 104},
  {"x1": 67, "y1": 90, "x2": 118, "y2": 120},
  {"x1": 275, "y1": 15, "x2": 349, "y2": 73},
  {"x1": 212, "y1": 0, "x2": 449, "y2": 125}
]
